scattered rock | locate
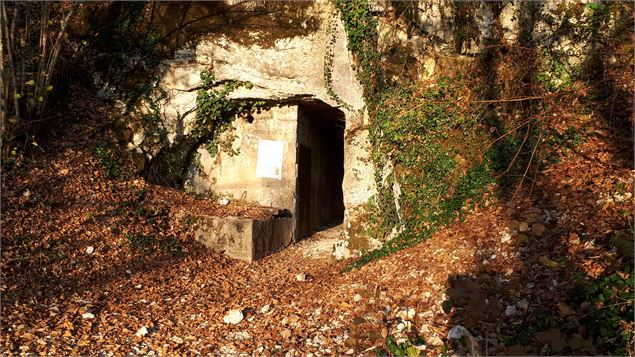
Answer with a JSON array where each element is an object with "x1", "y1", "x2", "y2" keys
[
  {"x1": 171, "y1": 336, "x2": 184, "y2": 344},
  {"x1": 504, "y1": 305, "x2": 517, "y2": 316},
  {"x1": 81, "y1": 312, "x2": 94, "y2": 319},
  {"x1": 218, "y1": 197, "x2": 230, "y2": 206},
  {"x1": 333, "y1": 240, "x2": 351, "y2": 260},
  {"x1": 353, "y1": 294, "x2": 362, "y2": 303},
  {"x1": 223, "y1": 309, "x2": 244, "y2": 324},
  {"x1": 295, "y1": 273, "x2": 306, "y2": 281},
  {"x1": 396, "y1": 307, "x2": 416, "y2": 321},
  {"x1": 518, "y1": 222, "x2": 529, "y2": 232},
  {"x1": 135, "y1": 326, "x2": 148, "y2": 337},
  {"x1": 260, "y1": 304, "x2": 270, "y2": 314},
  {"x1": 447, "y1": 325, "x2": 480, "y2": 356},
  {"x1": 501, "y1": 232, "x2": 512, "y2": 243},
  {"x1": 85, "y1": 246, "x2": 94, "y2": 254},
  {"x1": 516, "y1": 299, "x2": 529, "y2": 310},
  {"x1": 448, "y1": 325, "x2": 468, "y2": 340},
  {"x1": 282, "y1": 314, "x2": 300, "y2": 326}
]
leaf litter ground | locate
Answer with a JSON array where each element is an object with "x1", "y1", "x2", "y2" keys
[{"x1": 1, "y1": 96, "x2": 633, "y2": 355}]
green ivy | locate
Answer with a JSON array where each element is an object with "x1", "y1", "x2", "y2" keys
[
  {"x1": 192, "y1": 70, "x2": 265, "y2": 158},
  {"x1": 570, "y1": 272, "x2": 634, "y2": 355},
  {"x1": 335, "y1": 1, "x2": 495, "y2": 269},
  {"x1": 95, "y1": 143, "x2": 124, "y2": 179}
]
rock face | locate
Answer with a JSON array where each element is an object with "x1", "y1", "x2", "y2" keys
[
  {"x1": 124, "y1": 0, "x2": 607, "y2": 254},
  {"x1": 131, "y1": 1, "x2": 376, "y2": 246}
]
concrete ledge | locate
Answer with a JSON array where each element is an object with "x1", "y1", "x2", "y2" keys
[{"x1": 192, "y1": 214, "x2": 293, "y2": 261}]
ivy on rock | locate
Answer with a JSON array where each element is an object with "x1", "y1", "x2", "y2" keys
[{"x1": 143, "y1": 70, "x2": 264, "y2": 188}]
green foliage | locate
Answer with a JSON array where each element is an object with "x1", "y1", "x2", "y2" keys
[
  {"x1": 93, "y1": 3, "x2": 162, "y2": 108},
  {"x1": 94, "y1": 143, "x2": 123, "y2": 179},
  {"x1": 336, "y1": 1, "x2": 496, "y2": 269},
  {"x1": 347, "y1": 79, "x2": 495, "y2": 270},
  {"x1": 376, "y1": 336, "x2": 424, "y2": 357},
  {"x1": 571, "y1": 272, "x2": 634, "y2": 355},
  {"x1": 334, "y1": 0, "x2": 383, "y2": 98},
  {"x1": 537, "y1": 49, "x2": 577, "y2": 92},
  {"x1": 125, "y1": 232, "x2": 153, "y2": 251},
  {"x1": 193, "y1": 70, "x2": 264, "y2": 158}
]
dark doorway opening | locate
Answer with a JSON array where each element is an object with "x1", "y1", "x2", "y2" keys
[{"x1": 297, "y1": 103, "x2": 345, "y2": 239}]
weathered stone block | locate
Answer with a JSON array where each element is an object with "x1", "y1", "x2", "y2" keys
[{"x1": 193, "y1": 214, "x2": 293, "y2": 261}]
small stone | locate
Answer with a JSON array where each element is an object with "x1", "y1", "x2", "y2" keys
[
  {"x1": 346, "y1": 348, "x2": 355, "y2": 355},
  {"x1": 135, "y1": 326, "x2": 148, "y2": 337},
  {"x1": 333, "y1": 240, "x2": 351, "y2": 260},
  {"x1": 447, "y1": 325, "x2": 468, "y2": 340},
  {"x1": 295, "y1": 273, "x2": 306, "y2": 281},
  {"x1": 516, "y1": 299, "x2": 529, "y2": 310},
  {"x1": 171, "y1": 336, "x2": 184, "y2": 344},
  {"x1": 81, "y1": 312, "x2": 94, "y2": 319},
  {"x1": 260, "y1": 304, "x2": 270, "y2": 314},
  {"x1": 519, "y1": 222, "x2": 529, "y2": 232},
  {"x1": 396, "y1": 307, "x2": 416, "y2": 321},
  {"x1": 85, "y1": 246, "x2": 94, "y2": 254},
  {"x1": 218, "y1": 197, "x2": 230, "y2": 206},
  {"x1": 353, "y1": 294, "x2": 362, "y2": 303},
  {"x1": 501, "y1": 232, "x2": 512, "y2": 243},
  {"x1": 223, "y1": 309, "x2": 244, "y2": 324},
  {"x1": 135, "y1": 284, "x2": 142, "y2": 289},
  {"x1": 504, "y1": 305, "x2": 517, "y2": 316}
]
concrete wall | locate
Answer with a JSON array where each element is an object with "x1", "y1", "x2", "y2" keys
[
  {"x1": 188, "y1": 103, "x2": 349, "y2": 241},
  {"x1": 192, "y1": 214, "x2": 294, "y2": 261}
]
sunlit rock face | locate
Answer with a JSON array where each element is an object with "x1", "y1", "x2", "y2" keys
[
  {"x1": 127, "y1": 0, "x2": 604, "y2": 251},
  {"x1": 133, "y1": 1, "x2": 375, "y2": 245}
]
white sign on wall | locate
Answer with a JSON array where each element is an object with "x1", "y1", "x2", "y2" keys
[{"x1": 255, "y1": 140, "x2": 284, "y2": 180}]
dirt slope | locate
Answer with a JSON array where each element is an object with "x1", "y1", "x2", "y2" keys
[{"x1": 1, "y1": 94, "x2": 632, "y2": 355}]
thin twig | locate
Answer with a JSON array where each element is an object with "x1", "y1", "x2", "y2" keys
[{"x1": 513, "y1": 130, "x2": 541, "y2": 200}]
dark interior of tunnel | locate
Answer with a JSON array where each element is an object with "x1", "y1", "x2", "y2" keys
[{"x1": 297, "y1": 102, "x2": 345, "y2": 238}]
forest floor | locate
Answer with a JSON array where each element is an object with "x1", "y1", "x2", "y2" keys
[{"x1": 1, "y1": 92, "x2": 633, "y2": 356}]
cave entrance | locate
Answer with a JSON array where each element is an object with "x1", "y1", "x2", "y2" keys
[{"x1": 296, "y1": 103, "x2": 345, "y2": 239}]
